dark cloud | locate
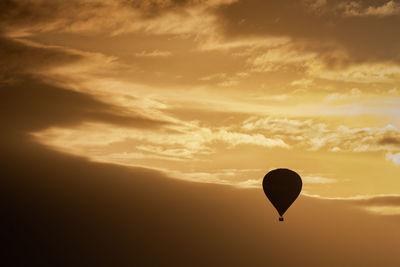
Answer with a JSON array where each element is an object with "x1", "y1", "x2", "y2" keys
[
  {"x1": 0, "y1": 35, "x2": 167, "y2": 136},
  {"x1": 215, "y1": 0, "x2": 400, "y2": 64},
  {"x1": 0, "y1": 0, "x2": 72, "y2": 29},
  {"x1": 4, "y1": 0, "x2": 400, "y2": 68},
  {"x1": 0, "y1": 36, "x2": 82, "y2": 80},
  {"x1": 1, "y1": 76, "x2": 167, "y2": 135},
  {"x1": 0, "y1": 0, "x2": 200, "y2": 33},
  {"x1": 379, "y1": 137, "x2": 400, "y2": 145},
  {"x1": 0, "y1": 0, "x2": 108, "y2": 29},
  {"x1": 122, "y1": 0, "x2": 198, "y2": 17}
]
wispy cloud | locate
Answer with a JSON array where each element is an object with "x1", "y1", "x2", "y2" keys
[
  {"x1": 386, "y1": 152, "x2": 400, "y2": 165},
  {"x1": 305, "y1": 193, "x2": 400, "y2": 215},
  {"x1": 135, "y1": 50, "x2": 172, "y2": 57},
  {"x1": 325, "y1": 88, "x2": 361, "y2": 102},
  {"x1": 340, "y1": 1, "x2": 400, "y2": 17},
  {"x1": 302, "y1": 175, "x2": 336, "y2": 184}
]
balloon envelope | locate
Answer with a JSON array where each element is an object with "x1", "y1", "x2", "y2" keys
[{"x1": 262, "y1": 168, "x2": 302, "y2": 219}]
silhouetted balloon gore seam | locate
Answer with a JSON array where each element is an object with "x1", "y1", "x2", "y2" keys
[{"x1": 262, "y1": 168, "x2": 302, "y2": 222}]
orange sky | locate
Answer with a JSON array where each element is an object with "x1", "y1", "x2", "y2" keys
[
  {"x1": 3, "y1": 0, "x2": 400, "y2": 211},
  {"x1": 3, "y1": 1, "x2": 400, "y2": 266}
]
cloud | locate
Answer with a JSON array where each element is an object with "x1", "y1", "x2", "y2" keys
[
  {"x1": 304, "y1": 0, "x2": 327, "y2": 12},
  {"x1": 3, "y1": 0, "x2": 400, "y2": 207},
  {"x1": 340, "y1": 0, "x2": 400, "y2": 17},
  {"x1": 2, "y1": 77, "x2": 167, "y2": 134},
  {"x1": 122, "y1": 0, "x2": 196, "y2": 17},
  {"x1": 363, "y1": 206, "x2": 400, "y2": 215},
  {"x1": 0, "y1": 0, "x2": 232, "y2": 37},
  {"x1": 198, "y1": 36, "x2": 290, "y2": 51},
  {"x1": 308, "y1": 61, "x2": 400, "y2": 83},
  {"x1": 4, "y1": 0, "x2": 400, "y2": 86},
  {"x1": 163, "y1": 168, "x2": 266, "y2": 187},
  {"x1": 291, "y1": 78, "x2": 313, "y2": 88},
  {"x1": 123, "y1": 0, "x2": 237, "y2": 17},
  {"x1": 242, "y1": 117, "x2": 400, "y2": 153},
  {"x1": 0, "y1": 33, "x2": 169, "y2": 141},
  {"x1": 215, "y1": 0, "x2": 400, "y2": 65},
  {"x1": 3, "y1": 0, "x2": 400, "y2": 70},
  {"x1": 215, "y1": 129, "x2": 289, "y2": 148},
  {"x1": 325, "y1": 88, "x2": 361, "y2": 102},
  {"x1": 0, "y1": 36, "x2": 82, "y2": 79},
  {"x1": 248, "y1": 44, "x2": 316, "y2": 72},
  {"x1": 302, "y1": 175, "x2": 336, "y2": 184},
  {"x1": 199, "y1": 72, "x2": 249, "y2": 87},
  {"x1": 135, "y1": 50, "x2": 172, "y2": 57},
  {"x1": 199, "y1": 72, "x2": 228, "y2": 81},
  {"x1": 386, "y1": 152, "x2": 400, "y2": 165},
  {"x1": 165, "y1": 169, "x2": 337, "y2": 188},
  {"x1": 33, "y1": 119, "x2": 289, "y2": 166},
  {"x1": 307, "y1": 193, "x2": 400, "y2": 215},
  {"x1": 136, "y1": 144, "x2": 211, "y2": 159},
  {"x1": 380, "y1": 137, "x2": 400, "y2": 145}
]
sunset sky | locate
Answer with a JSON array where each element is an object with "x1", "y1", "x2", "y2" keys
[{"x1": 3, "y1": 1, "x2": 400, "y2": 266}]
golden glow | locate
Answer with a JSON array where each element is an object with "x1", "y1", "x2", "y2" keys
[{"x1": 5, "y1": 0, "x2": 400, "y2": 215}]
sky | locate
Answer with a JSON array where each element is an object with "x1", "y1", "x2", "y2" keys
[
  {"x1": 4, "y1": 0, "x2": 400, "y2": 199},
  {"x1": 2, "y1": 1, "x2": 400, "y2": 266}
]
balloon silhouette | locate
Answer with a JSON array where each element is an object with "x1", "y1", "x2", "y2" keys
[{"x1": 262, "y1": 168, "x2": 302, "y2": 222}]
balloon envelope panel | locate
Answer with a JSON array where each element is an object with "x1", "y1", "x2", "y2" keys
[{"x1": 263, "y1": 169, "x2": 302, "y2": 217}]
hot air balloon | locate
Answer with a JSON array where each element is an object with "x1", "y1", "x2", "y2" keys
[{"x1": 262, "y1": 168, "x2": 302, "y2": 222}]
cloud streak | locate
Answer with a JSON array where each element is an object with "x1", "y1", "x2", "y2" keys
[
  {"x1": 242, "y1": 117, "x2": 400, "y2": 154},
  {"x1": 306, "y1": 193, "x2": 400, "y2": 215}
]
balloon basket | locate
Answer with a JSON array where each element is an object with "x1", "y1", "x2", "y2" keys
[{"x1": 279, "y1": 217, "x2": 284, "y2": 222}]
